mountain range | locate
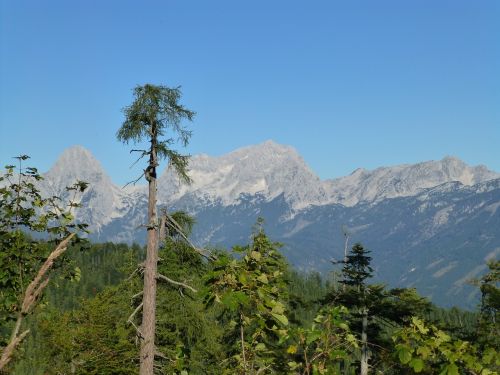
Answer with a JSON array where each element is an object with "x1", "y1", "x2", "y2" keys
[{"x1": 30, "y1": 141, "x2": 500, "y2": 309}]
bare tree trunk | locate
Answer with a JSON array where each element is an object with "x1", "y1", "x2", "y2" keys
[
  {"x1": 342, "y1": 231, "x2": 349, "y2": 292},
  {"x1": 158, "y1": 210, "x2": 167, "y2": 247},
  {"x1": 360, "y1": 308, "x2": 369, "y2": 375},
  {"x1": 139, "y1": 139, "x2": 159, "y2": 375},
  {"x1": 158, "y1": 214, "x2": 167, "y2": 247}
]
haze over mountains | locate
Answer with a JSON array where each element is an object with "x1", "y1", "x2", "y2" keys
[{"x1": 36, "y1": 141, "x2": 500, "y2": 308}]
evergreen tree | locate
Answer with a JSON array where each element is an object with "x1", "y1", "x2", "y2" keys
[
  {"x1": 117, "y1": 84, "x2": 195, "y2": 374},
  {"x1": 340, "y1": 243, "x2": 373, "y2": 375},
  {"x1": 475, "y1": 260, "x2": 499, "y2": 350}
]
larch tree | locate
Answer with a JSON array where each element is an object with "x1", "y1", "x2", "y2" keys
[{"x1": 117, "y1": 84, "x2": 195, "y2": 375}]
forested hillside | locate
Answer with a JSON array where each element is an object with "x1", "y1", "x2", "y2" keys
[{"x1": 3, "y1": 228, "x2": 499, "y2": 374}]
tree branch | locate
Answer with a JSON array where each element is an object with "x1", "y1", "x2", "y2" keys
[
  {"x1": 165, "y1": 213, "x2": 216, "y2": 261},
  {"x1": 0, "y1": 233, "x2": 75, "y2": 372},
  {"x1": 123, "y1": 171, "x2": 146, "y2": 188},
  {"x1": 127, "y1": 302, "x2": 144, "y2": 339},
  {"x1": 157, "y1": 273, "x2": 197, "y2": 293},
  {"x1": 0, "y1": 329, "x2": 29, "y2": 370},
  {"x1": 131, "y1": 291, "x2": 144, "y2": 300}
]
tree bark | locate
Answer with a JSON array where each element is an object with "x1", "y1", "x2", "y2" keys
[
  {"x1": 360, "y1": 308, "x2": 369, "y2": 375},
  {"x1": 139, "y1": 136, "x2": 159, "y2": 375}
]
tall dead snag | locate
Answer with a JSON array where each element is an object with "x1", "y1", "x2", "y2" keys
[
  {"x1": 117, "y1": 84, "x2": 194, "y2": 375},
  {"x1": 0, "y1": 233, "x2": 75, "y2": 371}
]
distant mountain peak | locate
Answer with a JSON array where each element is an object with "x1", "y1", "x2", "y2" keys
[
  {"x1": 324, "y1": 156, "x2": 499, "y2": 206},
  {"x1": 49, "y1": 145, "x2": 103, "y2": 172},
  {"x1": 158, "y1": 140, "x2": 323, "y2": 209},
  {"x1": 43, "y1": 145, "x2": 111, "y2": 194},
  {"x1": 229, "y1": 140, "x2": 300, "y2": 159}
]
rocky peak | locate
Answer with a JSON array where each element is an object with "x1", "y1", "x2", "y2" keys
[
  {"x1": 44, "y1": 145, "x2": 111, "y2": 190},
  {"x1": 324, "y1": 156, "x2": 499, "y2": 206},
  {"x1": 158, "y1": 140, "x2": 326, "y2": 209}
]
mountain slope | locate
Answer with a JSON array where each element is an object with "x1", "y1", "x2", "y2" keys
[
  {"x1": 32, "y1": 142, "x2": 500, "y2": 308},
  {"x1": 158, "y1": 140, "x2": 328, "y2": 210}
]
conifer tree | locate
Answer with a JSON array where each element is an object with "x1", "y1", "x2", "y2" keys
[
  {"x1": 117, "y1": 84, "x2": 195, "y2": 374},
  {"x1": 476, "y1": 260, "x2": 499, "y2": 349},
  {"x1": 340, "y1": 243, "x2": 373, "y2": 375}
]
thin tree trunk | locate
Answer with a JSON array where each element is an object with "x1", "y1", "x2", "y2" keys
[
  {"x1": 240, "y1": 313, "x2": 247, "y2": 374},
  {"x1": 360, "y1": 308, "x2": 369, "y2": 375},
  {"x1": 342, "y1": 232, "x2": 349, "y2": 292},
  {"x1": 139, "y1": 138, "x2": 159, "y2": 375},
  {"x1": 158, "y1": 210, "x2": 167, "y2": 247}
]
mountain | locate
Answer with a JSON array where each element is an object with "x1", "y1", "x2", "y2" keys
[
  {"x1": 159, "y1": 141, "x2": 497, "y2": 209},
  {"x1": 34, "y1": 142, "x2": 500, "y2": 308},
  {"x1": 40, "y1": 146, "x2": 143, "y2": 237},
  {"x1": 324, "y1": 156, "x2": 498, "y2": 206},
  {"x1": 158, "y1": 140, "x2": 328, "y2": 210}
]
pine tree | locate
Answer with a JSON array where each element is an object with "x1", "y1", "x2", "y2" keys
[{"x1": 117, "y1": 84, "x2": 195, "y2": 374}]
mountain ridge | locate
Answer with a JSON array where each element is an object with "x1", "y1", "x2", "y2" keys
[
  {"x1": 19, "y1": 141, "x2": 499, "y2": 308},
  {"x1": 48, "y1": 141, "x2": 499, "y2": 210}
]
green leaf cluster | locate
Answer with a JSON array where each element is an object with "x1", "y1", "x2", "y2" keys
[
  {"x1": 203, "y1": 220, "x2": 290, "y2": 373},
  {"x1": 393, "y1": 316, "x2": 499, "y2": 374}
]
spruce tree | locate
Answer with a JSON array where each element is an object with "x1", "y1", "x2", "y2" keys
[{"x1": 340, "y1": 243, "x2": 373, "y2": 375}]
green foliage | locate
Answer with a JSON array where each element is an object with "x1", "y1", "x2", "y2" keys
[
  {"x1": 203, "y1": 220, "x2": 290, "y2": 373},
  {"x1": 117, "y1": 83, "x2": 195, "y2": 183},
  {"x1": 45, "y1": 242, "x2": 143, "y2": 311},
  {"x1": 33, "y1": 285, "x2": 139, "y2": 374},
  {"x1": 475, "y1": 260, "x2": 500, "y2": 349},
  {"x1": 287, "y1": 271, "x2": 327, "y2": 327},
  {"x1": 0, "y1": 159, "x2": 88, "y2": 347},
  {"x1": 287, "y1": 305, "x2": 357, "y2": 375},
  {"x1": 339, "y1": 243, "x2": 373, "y2": 295},
  {"x1": 425, "y1": 306, "x2": 479, "y2": 342},
  {"x1": 392, "y1": 316, "x2": 499, "y2": 374},
  {"x1": 14, "y1": 237, "x2": 223, "y2": 374},
  {"x1": 154, "y1": 231, "x2": 224, "y2": 374}
]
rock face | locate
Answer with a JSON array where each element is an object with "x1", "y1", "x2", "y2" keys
[
  {"x1": 158, "y1": 140, "x2": 327, "y2": 210},
  {"x1": 324, "y1": 156, "x2": 498, "y2": 206},
  {"x1": 35, "y1": 141, "x2": 500, "y2": 308}
]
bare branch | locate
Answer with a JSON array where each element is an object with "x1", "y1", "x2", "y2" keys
[
  {"x1": 154, "y1": 349, "x2": 167, "y2": 359},
  {"x1": 129, "y1": 150, "x2": 150, "y2": 169},
  {"x1": 22, "y1": 233, "x2": 75, "y2": 313},
  {"x1": 157, "y1": 273, "x2": 197, "y2": 293},
  {"x1": 126, "y1": 266, "x2": 144, "y2": 281},
  {"x1": 0, "y1": 329, "x2": 30, "y2": 370},
  {"x1": 130, "y1": 149, "x2": 148, "y2": 154},
  {"x1": 123, "y1": 171, "x2": 146, "y2": 188},
  {"x1": 127, "y1": 302, "x2": 144, "y2": 339},
  {"x1": 165, "y1": 213, "x2": 216, "y2": 261},
  {"x1": 132, "y1": 291, "x2": 144, "y2": 300},
  {"x1": 0, "y1": 233, "x2": 75, "y2": 372}
]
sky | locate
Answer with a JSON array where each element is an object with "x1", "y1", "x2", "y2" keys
[{"x1": 1, "y1": 1, "x2": 499, "y2": 185}]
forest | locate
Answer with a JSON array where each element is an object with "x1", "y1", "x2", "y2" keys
[{"x1": 0, "y1": 84, "x2": 498, "y2": 375}]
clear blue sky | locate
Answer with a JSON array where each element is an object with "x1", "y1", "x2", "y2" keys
[{"x1": 1, "y1": 1, "x2": 499, "y2": 185}]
